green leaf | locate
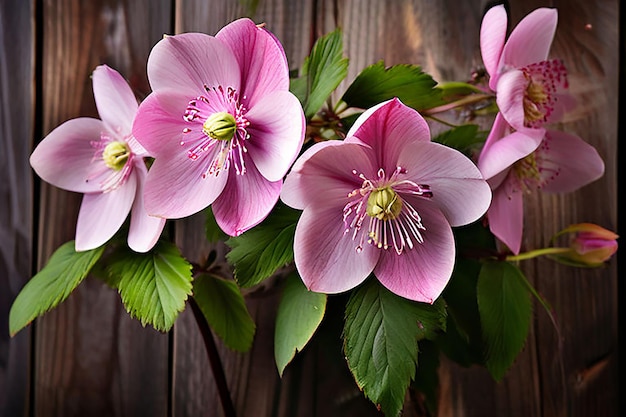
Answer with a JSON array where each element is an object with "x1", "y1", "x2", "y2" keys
[
  {"x1": 290, "y1": 28, "x2": 348, "y2": 119},
  {"x1": 274, "y1": 273, "x2": 327, "y2": 376},
  {"x1": 412, "y1": 340, "x2": 440, "y2": 416},
  {"x1": 438, "y1": 258, "x2": 484, "y2": 367},
  {"x1": 204, "y1": 206, "x2": 227, "y2": 243},
  {"x1": 477, "y1": 261, "x2": 532, "y2": 381},
  {"x1": 432, "y1": 124, "x2": 487, "y2": 154},
  {"x1": 341, "y1": 61, "x2": 443, "y2": 111},
  {"x1": 9, "y1": 241, "x2": 104, "y2": 336},
  {"x1": 193, "y1": 273, "x2": 256, "y2": 352},
  {"x1": 237, "y1": 0, "x2": 259, "y2": 16},
  {"x1": 343, "y1": 280, "x2": 446, "y2": 416},
  {"x1": 226, "y1": 203, "x2": 300, "y2": 287},
  {"x1": 437, "y1": 81, "x2": 483, "y2": 98},
  {"x1": 107, "y1": 241, "x2": 193, "y2": 332}
]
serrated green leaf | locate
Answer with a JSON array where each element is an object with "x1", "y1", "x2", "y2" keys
[
  {"x1": 290, "y1": 28, "x2": 348, "y2": 119},
  {"x1": 343, "y1": 280, "x2": 446, "y2": 416},
  {"x1": 107, "y1": 241, "x2": 193, "y2": 332},
  {"x1": 226, "y1": 203, "x2": 300, "y2": 287},
  {"x1": 193, "y1": 273, "x2": 256, "y2": 352},
  {"x1": 432, "y1": 124, "x2": 486, "y2": 154},
  {"x1": 274, "y1": 273, "x2": 327, "y2": 376},
  {"x1": 9, "y1": 241, "x2": 104, "y2": 336},
  {"x1": 341, "y1": 61, "x2": 443, "y2": 111},
  {"x1": 477, "y1": 261, "x2": 532, "y2": 381}
]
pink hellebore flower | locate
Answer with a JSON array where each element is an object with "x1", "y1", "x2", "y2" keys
[
  {"x1": 477, "y1": 6, "x2": 605, "y2": 254},
  {"x1": 480, "y1": 5, "x2": 570, "y2": 130},
  {"x1": 132, "y1": 18, "x2": 305, "y2": 236},
  {"x1": 281, "y1": 99, "x2": 492, "y2": 303},
  {"x1": 478, "y1": 115, "x2": 604, "y2": 255},
  {"x1": 30, "y1": 65, "x2": 166, "y2": 252}
]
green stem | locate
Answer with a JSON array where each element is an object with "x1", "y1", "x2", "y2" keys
[
  {"x1": 422, "y1": 93, "x2": 493, "y2": 116},
  {"x1": 189, "y1": 296, "x2": 237, "y2": 417},
  {"x1": 425, "y1": 114, "x2": 459, "y2": 128},
  {"x1": 506, "y1": 247, "x2": 571, "y2": 262}
]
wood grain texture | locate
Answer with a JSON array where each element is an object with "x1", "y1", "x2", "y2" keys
[
  {"x1": 1, "y1": 0, "x2": 619, "y2": 416},
  {"x1": 431, "y1": 1, "x2": 619, "y2": 416},
  {"x1": 317, "y1": 1, "x2": 618, "y2": 416},
  {"x1": 171, "y1": 2, "x2": 316, "y2": 416},
  {"x1": 32, "y1": 1, "x2": 172, "y2": 416},
  {"x1": 0, "y1": 1, "x2": 34, "y2": 416}
]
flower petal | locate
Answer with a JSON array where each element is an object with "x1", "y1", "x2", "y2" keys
[
  {"x1": 142, "y1": 148, "x2": 228, "y2": 219},
  {"x1": 92, "y1": 65, "x2": 138, "y2": 134},
  {"x1": 127, "y1": 162, "x2": 166, "y2": 252},
  {"x1": 75, "y1": 173, "x2": 137, "y2": 251},
  {"x1": 245, "y1": 90, "x2": 305, "y2": 181},
  {"x1": 500, "y1": 8, "x2": 558, "y2": 69},
  {"x1": 30, "y1": 118, "x2": 107, "y2": 193},
  {"x1": 294, "y1": 204, "x2": 379, "y2": 294},
  {"x1": 216, "y1": 18, "x2": 290, "y2": 107},
  {"x1": 487, "y1": 178, "x2": 524, "y2": 254},
  {"x1": 397, "y1": 142, "x2": 491, "y2": 227},
  {"x1": 480, "y1": 112, "x2": 509, "y2": 153},
  {"x1": 212, "y1": 160, "x2": 282, "y2": 236},
  {"x1": 495, "y1": 69, "x2": 527, "y2": 130},
  {"x1": 375, "y1": 202, "x2": 455, "y2": 303},
  {"x1": 132, "y1": 90, "x2": 190, "y2": 156},
  {"x1": 480, "y1": 5, "x2": 508, "y2": 88},
  {"x1": 538, "y1": 130, "x2": 605, "y2": 193},
  {"x1": 478, "y1": 119, "x2": 544, "y2": 180},
  {"x1": 147, "y1": 32, "x2": 241, "y2": 96},
  {"x1": 281, "y1": 141, "x2": 374, "y2": 210},
  {"x1": 347, "y1": 98, "x2": 430, "y2": 172},
  {"x1": 547, "y1": 92, "x2": 577, "y2": 123}
]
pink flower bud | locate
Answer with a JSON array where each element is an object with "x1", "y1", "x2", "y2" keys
[{"x1": 554, "y1": 223, "x2": 618, "y2": 266}]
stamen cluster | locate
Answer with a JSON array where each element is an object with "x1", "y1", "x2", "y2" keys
[
  {"x1": 522, "y1": 59, "x2": 568, "y2": 128},
  {"x1": 89, "y1": 133, "x2": 134, "y2": 193},
  {"x1": 342, "y1": 166, "x2": 432, "y2": 255},
  {"x1": 181, "y1": 85, "x2": 251, "y2": 178}
]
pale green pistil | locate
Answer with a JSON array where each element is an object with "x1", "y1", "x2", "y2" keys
[
  {"x1": 366, "y1": 187, "x2": 402, "y2": 221},
  {"x1": 102, "y1": 141, "x2": 130, "y2": 171},
  {"x1": 203, "y1": 112, "x2": 237, "y2": 141}
]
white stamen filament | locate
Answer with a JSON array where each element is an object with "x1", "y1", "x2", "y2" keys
[{"x1": 342, "y1": 166, "x2": 431, "y2": 254}]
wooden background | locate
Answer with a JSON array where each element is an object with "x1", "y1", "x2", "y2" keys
[{"x1": 0, "y1": 0, "x2": 619, "y2": 416}]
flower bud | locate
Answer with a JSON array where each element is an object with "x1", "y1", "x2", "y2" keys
[{"x1": 553, "y1": 223, "x2": 618, "y2": 267}]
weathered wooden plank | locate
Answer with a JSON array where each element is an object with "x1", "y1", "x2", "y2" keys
[
  {"x1": 522, "y1": 1, "x2": 619, "y2": 416},
  {"x1": 403, "y1": 1, "x2": 617, "y2": 416},
  {"x1": 13, "y1": 0, "x2": 617, "y2": 415},
  {"x1": 171, "y1": 1, "x2": 316, "y2": 416},
  {"x1": 0, "y1": 1, "x2": 35, "y2": 416},
  {"x1": 32, "y1": 1, "x2": 172, "y2": 416},
  {"x1": 319, "y1": 1, "x2": 619, "y2": 416}
]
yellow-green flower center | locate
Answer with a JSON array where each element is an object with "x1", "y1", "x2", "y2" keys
[
  {"x1": 523, "y1": 80, "x2": 549, "y2": 124},
  {"x1": 513, "y1": 153, "x2": 543, "y2": 193},
  {"x1": 102, "y1": 141, "x2": 130, "y2": 171},
  {"x1": 203, "y1": 112, "x2": 237, "y2": 141},
  {"x1": 366, "y1": 187, "x2": 402, "y2": 221}
]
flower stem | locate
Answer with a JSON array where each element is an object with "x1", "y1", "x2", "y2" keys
[
  {"x1": 505, "y1": 247, "x2": 571, "y2": 262},
  {"x1": 189, "y1": 296, "x2": 237, "y2": 417},
  {"x1": 422, "y1": 93, "x2": 493, "y2": 116}
]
